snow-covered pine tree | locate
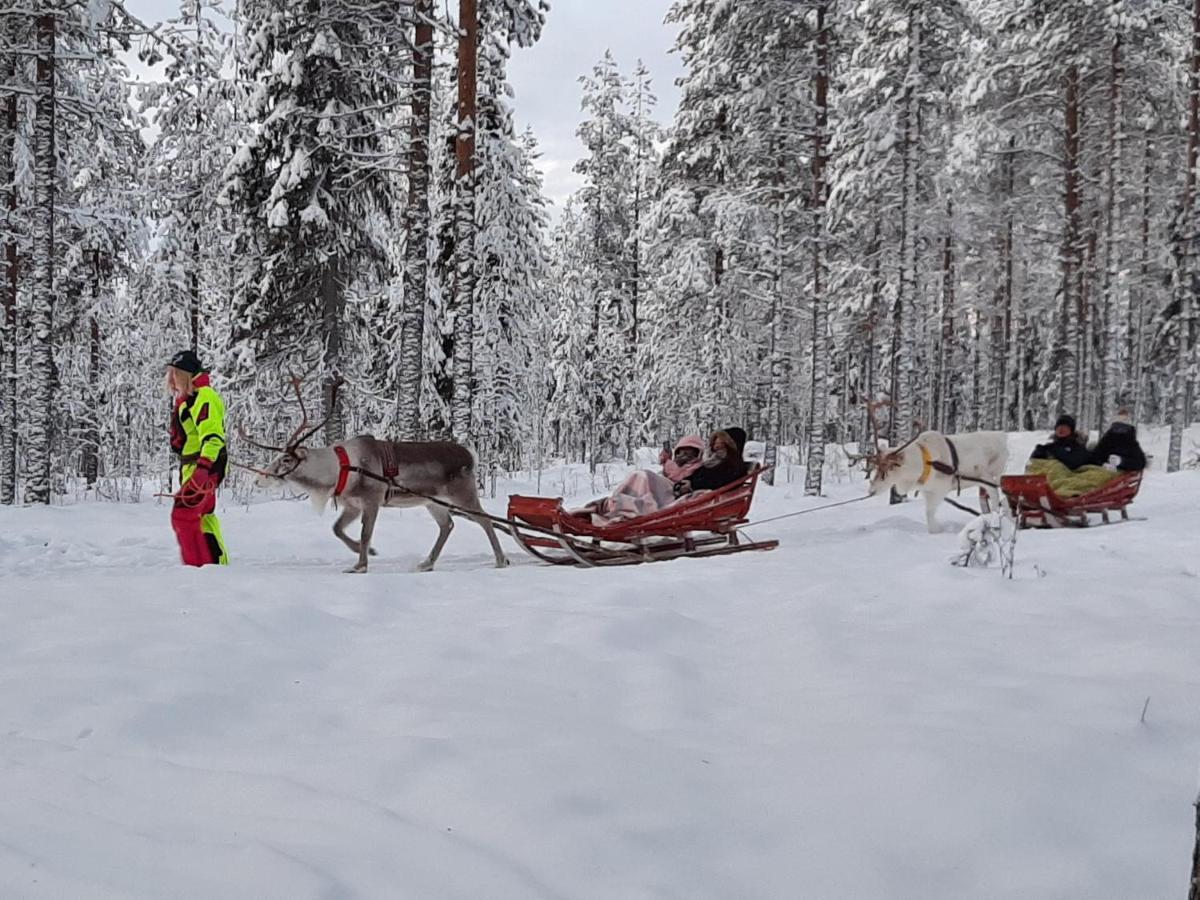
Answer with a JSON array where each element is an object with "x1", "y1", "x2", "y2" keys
[
  {"x1": 224, "y1": 0, "x2": 408, "y2": 441},
  {"x1": 572, "y1": 51, "x2": 634, "y2": 468},
  {"x1": 139, "y1": 0, "x2": 240, "y2": 359},
  {"x1": 439, "y1": 0, "x2": 545, "y2": 451},
  {"x1": 624, "y1": 59, "x2": 660, "y2": 457},
  {"x1": 834, "y1": 0, "x2": 968, "y2": 445},
  {"x1": 395, "y1": 0, "x2": 435, "y2": 439},
  {"x1": 472, "y1": 2, "x2": 550, "y2": 485}
]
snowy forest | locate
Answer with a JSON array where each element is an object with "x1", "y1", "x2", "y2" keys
[{"x1": 2, "y1": 0, "x2": 1200, "y2": 507}]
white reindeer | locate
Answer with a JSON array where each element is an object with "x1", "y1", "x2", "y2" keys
[{"x1": 852, "y1": 402, "x2": 1010, "y2": 533}]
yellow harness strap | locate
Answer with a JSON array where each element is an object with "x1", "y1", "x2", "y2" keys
[{"x1": 918, "y1": 444, "x2": 934, "y2": 486}]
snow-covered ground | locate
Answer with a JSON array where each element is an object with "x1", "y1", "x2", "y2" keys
[{"x1": 1, "y1": 431, "x2": 1198, "y2": 899}]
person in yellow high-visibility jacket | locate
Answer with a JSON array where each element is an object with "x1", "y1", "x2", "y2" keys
[{"x1": 166, "y1": 350, "x2": 229, "y2": 566}]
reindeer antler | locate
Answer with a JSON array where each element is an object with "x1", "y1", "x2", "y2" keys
[
  {"x1": 843, "y1": 399, "x2": 893, "y2": 475},
  {"x1": 237, "y1": 423, "x2": 284, "y2": 453},
  {"x1": 236, "y1": 373, "x2": 346, "y2": 459},
  {"x1": 285, "y1": 373, "x2": 345, "y2": 451}
]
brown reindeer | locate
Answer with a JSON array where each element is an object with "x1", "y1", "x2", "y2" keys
[{"x1": 242, "y1": 378, "x2": 508, "y2": 573}]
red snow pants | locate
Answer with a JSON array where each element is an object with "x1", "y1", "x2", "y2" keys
[{"x1": 171, "y1": 489, "x2": 228, "y2": 567}]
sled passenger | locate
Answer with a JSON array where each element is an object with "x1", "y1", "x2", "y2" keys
[
  {"x1": 581, "y1": 436, "x2": 703, "y2": 524},
  {"x1": 1089, "y1": 410, "x2": 1147, "y2": 472},
  {"x1": 676, "y1": 427, "x2": 750, "y2": 495},
  {"x1": 166, "y1": 350, "x2": 229, "y2": 566},
  {"x1": 659, "y1": 435, "x2": 706, "y2": 482},
  {"x1": 1029, "y1": 414, "x2": 1091, "y2": 471}
]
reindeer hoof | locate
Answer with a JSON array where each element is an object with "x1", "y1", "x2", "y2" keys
[
  {"x1": 495, "y1": 557, "x2": 511, "y2": 569},
  {"x1": 415, "y1": 560, "x2": 435, "y2": 573},
  {"x1": 344, "y1": 564, "x2": 368, "y2": 574},
  {"x1": 369, "y1": 547, "x2": 378, "y2": 557}
]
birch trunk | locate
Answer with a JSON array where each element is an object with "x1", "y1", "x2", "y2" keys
[
  {"x1": 892, "y1": 12, "x2": 921, "y2": 443},
  {"x1": 397, "y1": 0, "x2": 433, "y2": 439},
  {"x1": 936, "y1": 200, "x2": 955, "y2": 433},
  {"x1": 24, "y1": 14, "x2": 56, "y2": 505},
  {"x1": 1169, "y1": 0, "x2": 1200, "y2": 472},
  {"x1": 804, "y1": 0, "x2": 830, "y2": 496},
  {"x1": 1130, "y1": 125, "x2": 1152, "y2": 421},
  {"x1": 451, "y1": 0, "x2": 478, "y2": 447},
  {"x1": 1098, "y1": 34, "x2": 1122, "y2": 423},
  {"x1": 321, "y1": 260, "x2": 345, "y2": 444},
  {"x1": 1, "y1": 56, "x2": 18, "y2": 504},
  {"x1": 1059, "y1": 64, "x2": 1082, "y2": 418}
]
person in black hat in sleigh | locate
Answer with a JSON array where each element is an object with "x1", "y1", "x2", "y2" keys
[
  {"x1": 165, "y1": 350, "x2": 229, "y2": 566},
  {"x1": 1029, "y1": 414, "x2": 1092, "y2": 471},
  {"x1": 675, "y1": 427, "x2": 752, "y2": 495}
]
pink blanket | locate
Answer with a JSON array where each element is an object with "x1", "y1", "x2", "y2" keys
[{"x1": 590, "y1": 470, "x2": 680, "y2": 524}]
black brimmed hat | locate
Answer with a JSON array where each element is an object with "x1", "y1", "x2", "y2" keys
[{"x1": 167, "y1": 349, "x2": 203, "y2": 375}]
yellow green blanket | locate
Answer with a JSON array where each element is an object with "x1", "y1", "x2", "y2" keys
[{"x1": 1025, "y1": 459, "x2": 1122, "y2": 498}]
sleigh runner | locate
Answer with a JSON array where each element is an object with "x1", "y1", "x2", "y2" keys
[
  {"x1": 1000, "y1": 470, "x2": 1143, "y2": 528},
  {"x1": 505, "y1": 466, "x2": 778, "y2": 566}
]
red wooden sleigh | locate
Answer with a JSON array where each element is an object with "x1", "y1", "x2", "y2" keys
[
  {"x1": 1000, "y1": 470, "x2": 1143, "y2": 528},
  {"x1": 506, "y1": 466, "x2": 779, "y2": 566}
]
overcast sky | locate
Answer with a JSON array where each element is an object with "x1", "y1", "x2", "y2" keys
[{"x1": 122, "y1": 0, "x2": 684, "y2": 214}]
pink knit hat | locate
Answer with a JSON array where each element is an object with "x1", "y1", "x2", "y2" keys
[{"x1": 674, "y1": 435, "x2": 705, "y2": 454}]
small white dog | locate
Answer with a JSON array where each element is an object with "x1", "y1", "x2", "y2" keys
[{"x1": 868, "y1": 431, "x2": 1010, "y2": 533}]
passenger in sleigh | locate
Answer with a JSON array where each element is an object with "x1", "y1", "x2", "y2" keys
[
  {"x1": 576, "y1": 434, "x2": 705, "y2": 523},
  {"x1": 1029, "y1": 414, "x2": 1092, "y2": 470},
  {"x1": 1088, "y1": 409, "x2": 1147, "y2": 472},
  {"x1": 673, "y1": 428, "x2": 751, "y2": 496},
  {"x1": 1025, "y1": 412, "x2": 1137, "y2": 498},
  {"x1": 582, "y1": 428, "x2": 750, "y2": 524}
]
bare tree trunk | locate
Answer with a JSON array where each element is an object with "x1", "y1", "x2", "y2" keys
[
  {"x1": 1170, "y1": 0, "x2": 1200, "y2": 472},
  {"x1": 892, "y1": 12, "x2": 921, "y2": 446},
  {"x1": 1099, "y1": 34, "x2": 1122, "y2": 423},
  {"x1": 82, "y1": 252, "x2": 106, "y2": 489},
  {"x1": 84, "y1": 315, "x2": 100, "y2": 488},
  {"x1": 862, "y1": 218, "x2": 882, "y2": 449},
  {"x1": 397, "y1": 0, "x2": 433, "y2": 439},
  {"x1": 1, "y1": 58, "x2": 19, "y2": 504},
  {"x1": 451, "y1": 0, "x2": 478, "y2": 447},
  {"x1": 804, "y1": 0, "x2": 830, "y2": 496},
  {"x1": 936, "y1": 199, "x2": 955, "y2": 432},
  {"x1": 25, "y1": 14, "x2": 56, "y2": 505},
  {"x1": 992, "y1": 140, "x2": 1016, "y2": 431},
  {"x1": 1080, "y1": 218, "x2": 1098, "y2": 429},
  {"x1": 1130, "y1": 124, "x2": 1152, "y2": 421},
  {"x1": 321, "y1": 261, "x2": 344, "y2": 444},
  {"x1": 1059, "y1": 64, "x2": 1082, "y2": 418}
]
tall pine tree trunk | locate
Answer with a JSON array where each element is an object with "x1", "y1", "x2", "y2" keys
[
  {"x1": 1169, "y1": 0, "x2": 1200, "y2": 472},
  {"x1": 1059, "y1": 64, "x2": 1082, "y2": 419},
  {"x1": 862, "y1": 218, "x2": 882, "y2": 449},
  {"x1": 25, "y1": 14, "x2": 56, "y2": 505},
  {"x1": 936, "y1": 200, "x2": 955, "y2": 432},
  {"x1": 998, "y1": 142, "x2": 1015, "y2": 430},
  {"x1": 398, "y1": 0, "x2": 433, "y2": 439},
  {"x1": 1099, "y1": 34, "x2": 1122, "y2": 423},
  {"x1": 451, "y1": 0, "x2": 478, "y2": 447},
  {"x1": 321, "y1": 261, "x2": 345, "y2": 443},
  {"x1": 1130, "y1": 125, "x2": 1152, "y2": 421},
  {"x1": 1, "y1": 61, "x2": 18, "y2": 504},
  {"x1": 804, "y1": 0, "x2": 830, "y2": 495},
  {"x1": 892, "y1": 13, "x2": 921, "y2": 444}
]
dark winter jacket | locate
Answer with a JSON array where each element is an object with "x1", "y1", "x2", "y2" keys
[
  {"x1": 1030, "y1": 435, "x2": 1092, "y2": 471},
  {"x1": 682, "y1": 457, "x2": 750, "y2": 492},
  {"x1": 1088, "y1": 422, "x2": 1146, "y2": 472}
]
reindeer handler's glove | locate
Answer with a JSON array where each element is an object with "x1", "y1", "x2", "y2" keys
[{"x1": 179, "y1": 461, "x2": 217, "y2": 507}]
